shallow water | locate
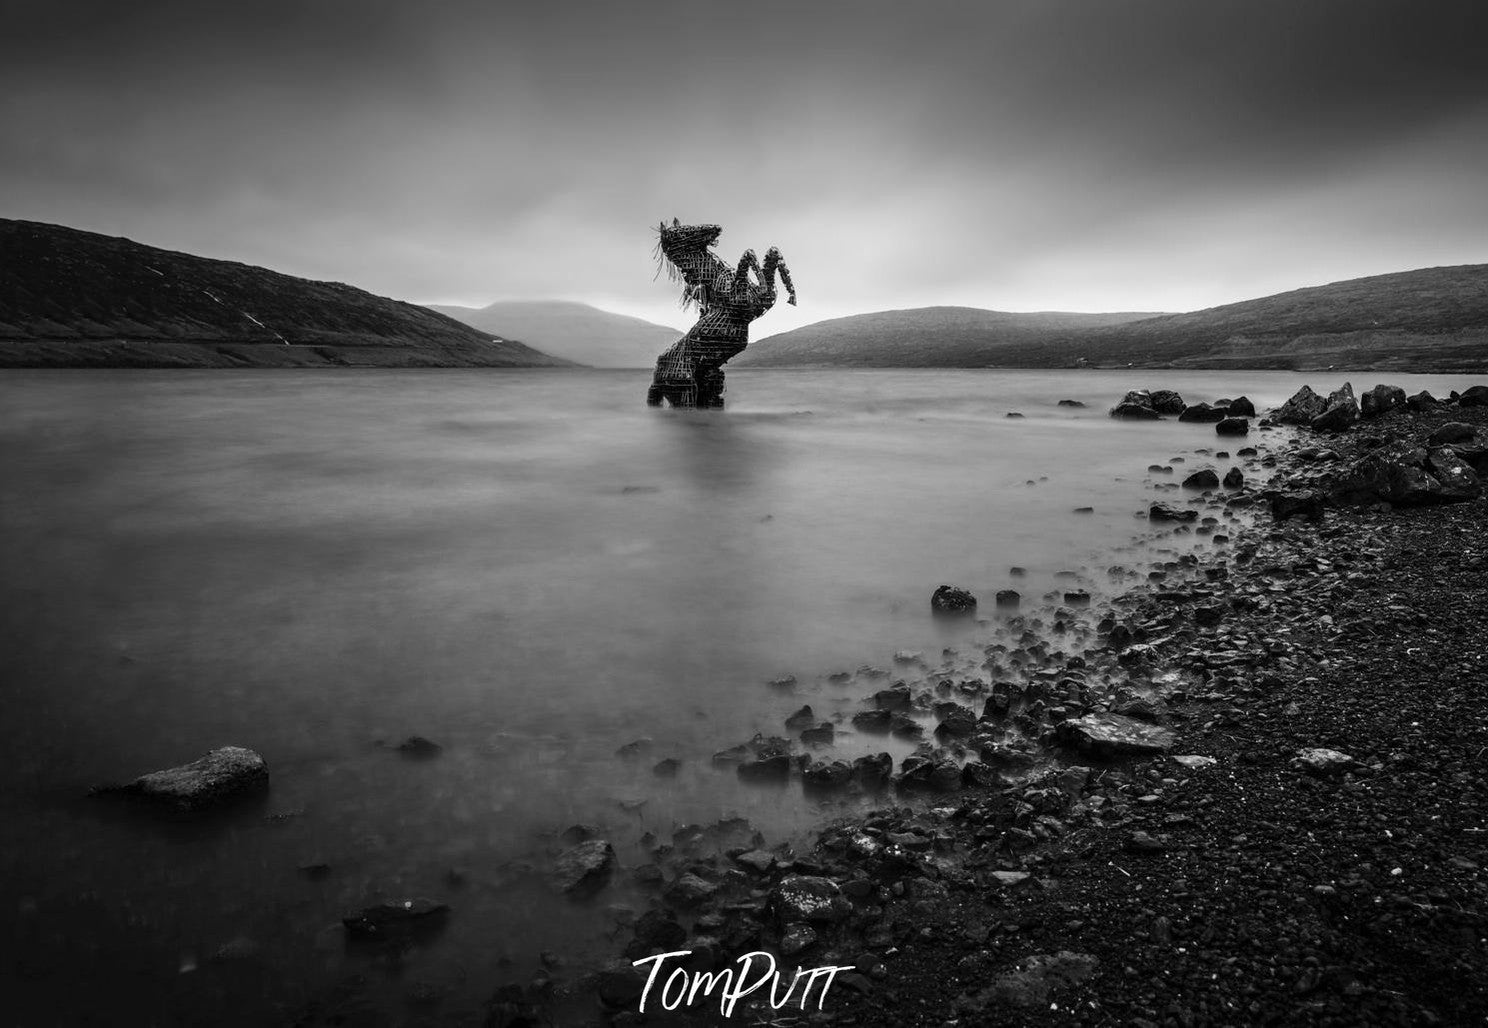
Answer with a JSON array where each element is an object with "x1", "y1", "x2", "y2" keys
[{"x1": 1, "y1": 367, "x2": 1478, "y2": 1024}]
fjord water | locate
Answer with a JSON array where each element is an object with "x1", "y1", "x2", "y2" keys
[{"x1": 1, "y1": 367, "x2": 1477, "y2": 1023}]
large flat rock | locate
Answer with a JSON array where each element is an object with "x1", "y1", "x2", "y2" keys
[
  {"x1": 1056, "y1": 714, "x2": 1176, "y2": 757},
  {"x1": 95, "y1": 746, "x2": 268, "y2": 811}
]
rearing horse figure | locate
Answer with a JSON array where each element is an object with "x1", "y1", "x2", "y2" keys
[{"x1": 647, "y1": 219, "x2": 796, "y2": 408}]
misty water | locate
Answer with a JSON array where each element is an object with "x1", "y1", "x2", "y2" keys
[{"x1": 2, "y1": 367, "x2": 1480, "y2": 1024}]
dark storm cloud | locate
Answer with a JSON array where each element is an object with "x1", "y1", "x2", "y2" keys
[{"x1": 3, "y1": 0, "x2": 1486, "y2": 331}]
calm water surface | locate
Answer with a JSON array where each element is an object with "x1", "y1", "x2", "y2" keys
[{"x1": 1, "y1": 367, "x2": 1479, "y2": 1024}]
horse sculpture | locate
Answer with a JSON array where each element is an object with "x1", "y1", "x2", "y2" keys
[{"x1": 646, "y1": 219, "x2": 796, "y2": 408}]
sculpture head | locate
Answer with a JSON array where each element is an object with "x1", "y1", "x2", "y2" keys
[{"x1": 657, "y1": 218, "x2": 722, "y2": 255}]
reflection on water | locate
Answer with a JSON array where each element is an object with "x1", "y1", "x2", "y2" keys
[{"x1": 1, "y1": 367, "x2": 1481, "y2": 1023}]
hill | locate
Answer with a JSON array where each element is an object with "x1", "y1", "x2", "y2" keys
[
  {"x1": 0, "y1": 219, "x2": 572, "y2": 368},
  {"x1": 428, "y1": 300, "x2": 680, "y2": 368},
  {"x1": 735, "y1": 308, "x2": 1163, "y2": 367},
  {"x1": 736, "y1": 266, "x2": 1488, "y2": 372}
]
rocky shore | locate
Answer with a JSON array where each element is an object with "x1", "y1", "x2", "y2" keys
[{"x1": 491, "y1": 384, "x2": 1488, "y2": 1027}]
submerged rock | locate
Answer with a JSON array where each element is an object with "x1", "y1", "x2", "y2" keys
[
  {"x1": 1216, "y1": 417, "x2": 1249, "y2": 436},
  {"x1": 1178, "y1": 402, "x2": 1226, "y2": 423},
  {"x1": 91, "y1": 746, "x2": 268, "y2": 811},
  {"x1": 396, "y1": 736, "x2": 441, "y2": 758},
  {"x1": 342, "y1": 898, "x2": 449, "y2": 938},
  {"x1": 549, "y1": 840, "x2": 615, "y2": 894},
  {"x1": 931, "y1": 584, "x2": 977, "y2": 615},
  {"x1": 1149, "y1": 502, "x2": 1197, "y2": 522},
  {"x1": 1056, "y1": 713, "x2": 1176, "y2": 756}
]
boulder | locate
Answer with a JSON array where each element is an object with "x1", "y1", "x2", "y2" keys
[
  {"x1": 1178, "y1": 402, "x2": 1226, "y2": 423},
  {"x1": 342, "y1": 898, "x2": 449, "y2": 938},
  {"x1": 772, "y1": 875, "x2": 851, "y2": 924},
  {"x1": 783, "y1": 705, "x2": 816, "y2": 730},
  {"x1": 852, "y1": 752, "x2": 894, "y2": 786},
  {"x1": 1216, "y1": 417, "x2": 1249, "y2": 436},
  {"x1": 1274, "y1": 385, "x2": 1327, "y2": 425},
  {"x1": 1429, "y1": 422, "x2": 1476, "y2": 445},
  {"x1": 1227, "y1": 395, "x2": 1256, "y2": 417},
  {"x1": 549, "y1": 840, "x2": 615, "y2": 894},
  {"x1": 934, "y1": 705, "x2": 977, "y2": 738},
  {"x1": 1406, "y1": 390, "x2": 1439, "y2": 411},
  {"x1": 1056, "y1": 713, "x2": 1176, "y2": 757},
  {"x1": 1057, "y1": 399, "x2": 1086, "y2": 408},
  {"x1": 851, "y1": 709, "x2": 893, "y2": 732},
  {"x1": 802, "y1": 759, "x2": 853, "y2": 789},
  {"x1": 1269, "y1": 490, "x2": 1325, "y2": 521},
  {"x1": 1333, "y1": 442, "x2": 1482, "y2": 506},
  {"x1": 1460, "y1": 385, "x2": 1488, "y2": 407},
  {"x1": 664, "y1": 873, "x2": 719, "y2": 908},
  {"x1": 1110, "y1": 390, "x2": 1161, "y2": 419},
  {"x1": 896, "y1": 756, "x2": 963, "y2": 792},
  {"x1": 1223, "y1": 467, "x2": 1243, "y2": 488},
  {"x1": 1182, "y1": 468, "x2": 1219, "y2": 489},
  {"x1": 1149, "y1": 389, "x2": 1186, "y2": 415},
  {"x1": 1149, "y1": 502, "x2": 1197, "y2": 522},
  {"x1": 1310, "y1": 383, "x2": 1359, "y2": 431},
  {"x1": 931, "y1": 584, "x2": 977, "y2": 615},
  {"x1": 995, "y1": 589, "x2": 1021, "y2": 608},
  {"x1": 737, "y1": 754, "x2": 793, "y2": 781},
  {"x1": 1360, "y1": 384, "x2": 1406, "y2": 419},
  {"x1": 873, "y1": 685, "x2": 912, "y2": 711},
  {"x1": 92, "y1": 746, "x2": 268, "y2": 812}
]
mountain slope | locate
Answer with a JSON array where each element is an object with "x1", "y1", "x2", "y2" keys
[
  {"x1": 0, "y1": 219, "x2": 572, "y2": 368},
  {"x1": 429, "y1": 300, "x2": 680, "y2": 368},
  {"x1": 736, "y1": 308, "x2": 1164, "y2": 367},
  {"x1": 736, "y1": 266, "x2": 1488, "y2": 372}
]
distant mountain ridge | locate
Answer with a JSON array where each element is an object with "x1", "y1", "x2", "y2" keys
[
  {"x1": 737, "y1": 307, "x2": 1164, "y2": 367},
  {"x1": 737, "y1": 265, "x2": 1488, "y2": 372},
  {"x1": 428, "y1": 299, "x2": 680, "y2": 368},
  {"x1": 0, "y1": 219, "x2": 571, "y2": 368}
]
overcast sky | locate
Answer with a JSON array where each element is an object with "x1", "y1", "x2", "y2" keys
[{"x1": 3, "y1": 0, "x2": 1486, "y2": 335}]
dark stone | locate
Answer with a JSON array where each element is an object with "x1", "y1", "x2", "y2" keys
[
  {"x1": 1429, "y1": 422, "x2": 1477, "y2": 445},
  {"x1": 934, "y1": 705, "x2": 977, "y2": 738},
  {"x1": 802, "y1": 759, "x2": 853, "y2": 789},
  {"x1": 1178, "y1": 403, "x2": 1225, "y2": 423},
  {"x1": 995, "y1": 589, "x2": 1021, "y2": 608},
  {"x1": 852, "y1": 708, "x2": 893, "y2": 732},
  {"x1": 1057, "y1": 399, "x2": 1086, "y2": 407},
  {"x1": 772, "y1": 875, "x2": 851, "y2": 923},
  {"x1": 1332, "y1": 442, "x2": 1482, "y2": 506},
  {"x1": 549, "y1": 840, "x2": 615, "y2": 894},
  {"x1": 784, "y1": 705, "x2": 816, "y2": 730},
  {"x1": 1110, "y1": 399, "x2": 1161, "y2": 419},
  {"x1": 1276, "y1": 385, "x2": 1327, "y2": 424},
  {"x1": 1407, "y1": 390, "x2": 1439, "y2": 411},
  {"x1": 1149, "y1": 389, "x2": 1186, "y2": 415},
  {"x1": 1182, "y1": 468, "x2": 1219, "y2": 489},
  {"x1": 1311, "y1": 383, "x2": 1359, "y2": 431},
  {"x1": 1149, "y1": 503, "x2": 1197, "y2": 522},
  {"x1": 343, "y1": 898, "x2": 450, "y2": 938},
  {"x1": 652, "y1": 757, "x2": 681, "y2": 776},
  {"x1": 1360, "y1": 384, "x2": 1407, "y2": 419},
  {"x1": 396, "y1": 736, "x2": 441, "y2": 758},
  {"x1": 873, "y1": 685, "x2": 912, "y2": 711},
  {"x1": 91, "y1": 746, "x2": 269, "y2": 812},
  {"x1": 1216, "y1": 417, "x2": 1250, "y2": 436},
  {"x1": 800, "y1": 722, "x2": 835, "y2": 745},
  {"x1": 1223, "y1": 467, "x2": 1243, "y2": 488},
  {"x1": 852, "y1": 752, "x2": 894, "y2": 786},
  {"x1": 624, "y1": 909, "x2": 686, "y2": 958},
  {"x1": 1270, "y1": 490, "x2": 1325, "y2": 521},
  {"x1": 1227, "y1": 395, "x2": 1256, "y2": 417},
  {"x1": 931, "y1": 584, "x2": 977, "y2": 615},
  {"x1": 737, "y1": 754, "x2": 793, "y2": 781},
  {"x1": 1056, "y1": 713, "x2": 1176, "y2": 756},
  {"x1": 1459, "y1": 385, "x2": 1488, "y2": 407}
]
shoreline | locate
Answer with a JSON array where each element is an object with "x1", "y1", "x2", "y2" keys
[{"x1": 525, "y1": 391, "x2": 1488, "y2": 1027}]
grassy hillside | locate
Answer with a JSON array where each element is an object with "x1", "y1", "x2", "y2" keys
[
  {"x1": 429, "y1": 300, "x2": 679, "y2": 368},
  {"x1": 0, "y1": 219, "x2": 572, "y2": 368},
  {"x1": 737, "y1": 266, "x2": 1488, "y2": 371},
  {"x1": 735, "y1": 307, "x2": 1165, "y2": 367}
]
